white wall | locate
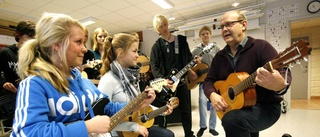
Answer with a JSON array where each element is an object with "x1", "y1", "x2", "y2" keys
[
  {"x1": 140, "y1": 30, "x2": 159, "y2": 56},
  {"x1": 0, "y1": 34, "x2": 16, "y2": 45}
]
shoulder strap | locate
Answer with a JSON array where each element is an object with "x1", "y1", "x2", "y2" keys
[{"x1": 174, "y1": 35, "x2": 179, "y2": 54}]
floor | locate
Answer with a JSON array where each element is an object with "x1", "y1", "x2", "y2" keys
[{"x1": 167, "y1": 98, "x2": 320, "y2": 137}]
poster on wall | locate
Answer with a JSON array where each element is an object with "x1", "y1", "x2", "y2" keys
[{"x1": 266, "y1": 3, "x2": 299, "y2": 52}]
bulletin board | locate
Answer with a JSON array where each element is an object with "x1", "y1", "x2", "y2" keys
[{"x1": 266, "y1": 3, "x2": 299, "y2": 52}]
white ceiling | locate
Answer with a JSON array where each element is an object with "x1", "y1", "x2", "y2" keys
[{"x1": 0, "y1": 0, "x2": 269, "y2": 35}]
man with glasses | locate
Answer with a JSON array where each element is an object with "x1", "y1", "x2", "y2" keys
[{"x1": 203, "y1": 10, "x2": 292, "y2": 137}]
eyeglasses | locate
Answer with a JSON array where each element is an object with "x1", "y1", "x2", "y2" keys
[{"x1": 220, "y1": 20, "x2": 243, "y2": 29}]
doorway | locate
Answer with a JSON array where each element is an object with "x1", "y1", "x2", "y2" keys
[{"x1": 290, "y1": 17, "x2": 320, "y2": 108}]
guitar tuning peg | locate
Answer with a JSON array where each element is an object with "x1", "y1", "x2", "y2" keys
[
  {"x1": 288, "y1": 63, "x2": 293, "y2": 68},
  {"x1": 302, "y1": 57, "x2": 308, "y2": 62},
  {"x1": 296, "y1": 60, "x2": 301, "y2": 64},
  {"x1": 293, "y1": 41, "x2": 298, "y2": 44}
]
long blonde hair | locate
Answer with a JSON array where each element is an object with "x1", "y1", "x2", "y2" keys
[
  {"x1": 92, "y1": 27, "x2": 108, "y2": 51},
  {"x1": 100, "y1": 33, "x2": 139, "y2": 76},
  {"x1": 18, "y1": 12, "x2": 84, "y2": 94}
]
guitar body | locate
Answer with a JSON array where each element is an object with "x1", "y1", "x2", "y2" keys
[
  {"x1": 185, "y1": 63, "x2": 209, "y2": 90},
  {"x1": 155, "y1": 44, "x2": 217, "y2": 102},
  {"x1": 137, "y1": 55, "x2": 150, "y2": 73},
  {"x1": 121, "y1": 97, "x2": 179, "y2": 137},
  {"x1": 124, "y1": 106, "x2": 155, "y2": 128},
  {"x1": 81, "y1": 71, "x2": 88, "y2": 79},
  {"x1": 84, "y1": 98, "x2": 110, "y2": 120},
  {"x1": 156, "y1": 68, "x2": 180, "y2": 102},
  {"x1": 83, "y1": 60, "x2": 102, "y2": 79},
  {"x1": 167, "y1": 68, "x2": 180, "y2": 92},
  {"x1": 121, "y1": 106, "x2": 154, "y2": 137},
  {"x1": 214, "y1": 72, "x2": 256, "y2": 120}
]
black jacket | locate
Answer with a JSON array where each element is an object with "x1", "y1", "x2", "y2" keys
[
  {"x1": 0, "y1": 44, "x2": 20, "y2": 88},
  {"x1": 150, "y1": 35, "x2": 192, "y2": 78}
]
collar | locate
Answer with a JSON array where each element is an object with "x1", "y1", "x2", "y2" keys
[
  {"x1": 225, "y1": 36, "x2": 248, "y2": 56},
  {"x1": 239, "y1": 36, "x2": 248, "y2": 48}
]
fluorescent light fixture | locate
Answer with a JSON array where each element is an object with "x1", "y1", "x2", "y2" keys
[
  {"x1": 80, "y1": 17, "x2": 96, "y2": 26},
  {"x1": 232, "y1": 0, "x2": 240, "y2": 7},
  {"x1": 152, "y1": 0, "x2": 174, "y2": 9},
  {"x1": 169, "y1": 17, "x2": 175, "y2": 21}
]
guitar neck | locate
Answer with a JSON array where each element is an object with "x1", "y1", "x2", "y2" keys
[
  {"x1": 174, "y1": 59, "x2": 197, "y2": 80},
  {"x1": 140, "y1": 62, "x2": 150, "y2": 66},
  {"x1": 173, "y1": 44, "x2": 215, "y2": 80},
  {"x1": 147, "y1": 106, "x2": 168, "y2": 120},
  {"x1": 233, "y1": 72, "x2": 257, "y2": 96},
  {"x1": 109, "y1": 91, "x2": 147, "y2": 130},
  {"x1": 233, "y1": 62, "x2": 272, "y2": 96}
]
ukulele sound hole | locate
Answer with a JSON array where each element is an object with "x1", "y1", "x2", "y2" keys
[{"x1": 228, "y1": 88, "x2": 235, "y2": 100}]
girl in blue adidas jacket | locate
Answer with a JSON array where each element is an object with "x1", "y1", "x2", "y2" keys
[{"x1": 11, "y1": 12, "x2": 155, "y2": 137}]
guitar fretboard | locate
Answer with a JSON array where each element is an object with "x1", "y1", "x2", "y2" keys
[
  {"x1": 233, "y1": 71, "x2": 257, "y2": 95},
  {"x1": 109, "y1": 92, "x2": 147, "y2": 130},
  {"x1": 173, "y1": 43, "x2": 216, "y2": 80},
  {"x1": 147, "y1": 106, "x2": 168, "y2": 120}
]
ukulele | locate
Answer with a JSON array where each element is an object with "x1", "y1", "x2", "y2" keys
[
  {"x1": 121, "y1": 97, "x2": 179, "y2": 137},
  {"x1": 214, "y1": 39, "x2": 311, "y2": 120}
]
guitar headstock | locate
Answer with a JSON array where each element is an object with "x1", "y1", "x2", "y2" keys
[
  {"x1": 83, "y1": 59, "x2": 102, "y2": 69},
  {"x1": 149, "y1": 78, "x2": 168, "y2": 93},
  {"x1": 168, "y1": 97, "x2": 179, "y2": 109},
  {"x1": 271, "y1": 39, "x2": 312, "y2": 70},
  {"x1": 203, "y1": 42, "x2": 217, "y2": 54}
]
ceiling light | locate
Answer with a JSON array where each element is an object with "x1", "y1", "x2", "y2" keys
[
  {"x1": 79, "y1": 17, "x2": 96, "y2": 26},
  {"x1": 169, "y1": 17, "x2": 175, "y2": 21},
  {"x1": 232, "y1": 0, "x2": 240, "y2": 7},
  {"x1": 152, "y1": 0, "x2": 174, "y2": 9}
]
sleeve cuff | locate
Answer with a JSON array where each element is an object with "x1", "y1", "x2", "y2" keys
[{"x1": 275, "y1": 86, "x2": 288, "y2": 95}]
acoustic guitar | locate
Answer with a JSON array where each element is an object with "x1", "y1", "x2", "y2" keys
[
  {"x1": 157, "y1": 43, "x2": 216, "y2": 102},
  {"x1": 137, "y1": 55, "x2": 150, "y2": 74},
  {"x1": 82, "y1": 78, "x2": 168, "y2": 137},
  {"x1": 214, "y1": 40, "x2": 312, "y2": 120},
  {"x1": 80, "y1": 59, "x2": 102, "y2": 79},
  {"x1": 121, "y1": 97, "x2": 179, "y2": 137},
  {"x1": 185, "y1": 63, "x2": 209, "y2": 90}
]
